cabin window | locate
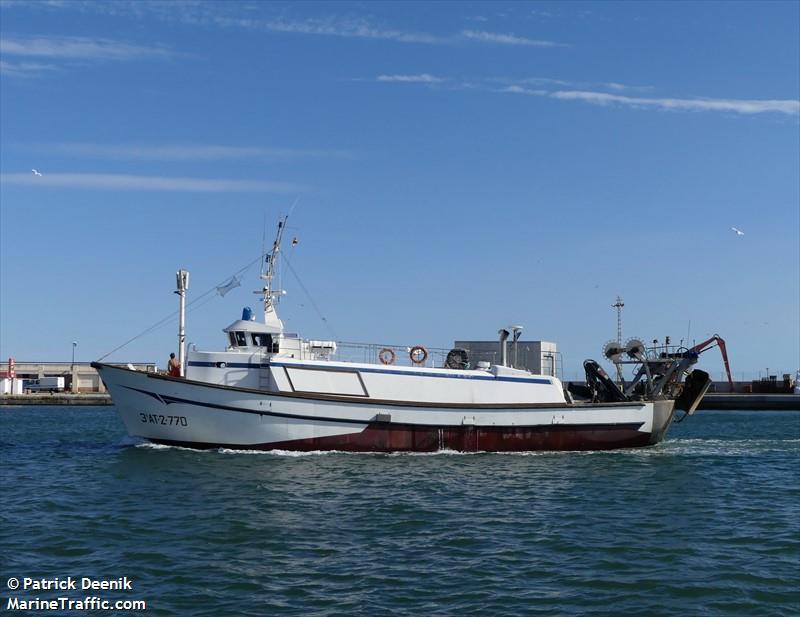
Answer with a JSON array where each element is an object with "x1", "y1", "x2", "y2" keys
[
  {"x1": 251, "y1": 333, "x2": 272, "y2": 348},
  {"x1": 228, "y1": 332, "x2": 237, "y2": 347},
  {"x1": 235, "y1": 331, "x2": 247, "y2": 346}
]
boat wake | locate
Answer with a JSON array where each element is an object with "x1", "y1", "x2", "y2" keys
[{"x1": 129, "y1": 437, "x2": 798, "y2": 457}]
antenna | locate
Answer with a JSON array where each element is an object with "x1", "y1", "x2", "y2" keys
[
  {"x1": 259, "y1": 212, "x2": 268, "y2": 279},
  {"x1": 612, "y1": 296, "x2": 624, "y2": 346},
  {"x1": 612, "y1": 296, "x2": 625, "y2": 384},
  {"x1": 255, "y1": 215, "x2": 289, "y2": 331}
]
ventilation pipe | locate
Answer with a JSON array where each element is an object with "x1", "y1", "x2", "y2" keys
[
  {"x1": 498, "y1": 328, "x2": 510, "y2": 367},
  {"x1": 511, "y1": 325, "x2": 523, "y2": 368}
]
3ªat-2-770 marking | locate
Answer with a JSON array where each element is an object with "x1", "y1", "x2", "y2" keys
[{"x1": 139, "y1": 413, "x2": 188, "y2": 426}]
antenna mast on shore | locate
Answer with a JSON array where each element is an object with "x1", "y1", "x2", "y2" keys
[
  {"x1": 613, "y1": 296, "x2": 624, "y2": 345},
  {"x1": 612, "y1": 296, "x2": 624, "y2": 383}
]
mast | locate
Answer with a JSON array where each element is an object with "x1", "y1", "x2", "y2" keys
[
  {"x1": 259, "y1": 216, "x2": 287, "y2": 330},
  {"x1": 176, "y1": 270, "x2": 189, "y2": 376}
]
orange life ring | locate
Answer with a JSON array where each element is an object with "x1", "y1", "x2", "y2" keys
[
  {"x1": 378, "y1": 348, "x2": 396, "y2": 365},
  {"x1": 409, "y1": 345, "x2": 428, "y2": 365}
]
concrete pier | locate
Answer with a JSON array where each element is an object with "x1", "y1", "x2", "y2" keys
[
  {"x1": 0, "y1": 393, "x2": 112, "y2": 405},
  {"x1": 696, "y1": 393, "x2": 800, "y2": 411}
]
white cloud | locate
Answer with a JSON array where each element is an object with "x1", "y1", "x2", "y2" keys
[
  {"x1": 367, "y1": 74, "x2": 798, "y2": 117},
  {"x1": 601, "y1": 81, "x2": 653, "y2": 93},
  {"x1": 500, "y1": 85, "x2": 799, "y2": 116},
  {"x1": 213, "y1": 15, "x2": 447, "y2": 45},
  {"x1": 0, "y1": 59, "x2": 58, "y2": 77},
  {"x1": 500, "y1": 85, "x2": 548, "y2": 96},
  {"x1": 17, "y1": 143, "x2": 351, "y2": 161},
  {"x1": 0, "y1": 35, "x2": 174, "y2": 61},
  {"x1": 549, "y1": 90, "x2": 800, "y2": 115},
  {"x1": 489, "y1": 76, "x2": 653, "y2": 92},
  {"x1": 376, "y1": 74, "x2": 444, "y2": 83},
  {"x1": 208, "y1": 18, "x2": 572, "y2": 48},
  {"x1": 461, "y1": 30, "x2": 566, "y2": 48},
  {"x1": 518, "y1": 77, "x2": 573, "y2": 87},
  {"x1": 0, "y1": 173, "x2": 308, "y2": 193},
  {"x1": 1, "y1": 3, "x2": 571, "y2": 49}
]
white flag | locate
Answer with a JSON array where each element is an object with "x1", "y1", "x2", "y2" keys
[{"x1": 216, "y1": 276, "x2": 241, "y2": 297}]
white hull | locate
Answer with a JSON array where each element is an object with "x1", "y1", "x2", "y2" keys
[{"x1": 95, "y1": 363, "x2": 676, "y2": 452}]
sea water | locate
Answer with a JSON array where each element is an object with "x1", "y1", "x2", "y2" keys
[{"x1": 1, "y1": 407, "x2": 798, "y2": 616}]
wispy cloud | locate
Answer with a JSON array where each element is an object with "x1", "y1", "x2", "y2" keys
[
  {"x1": 2, "y1": 2, "x2": 569, "y2": 50},
  {"x1": 501, "y1": 85, "x2": 548, "y2": 96},
  {"x1": 221, "y1": 18, "x2": 571, "y2": 49},
  {"x1": 494, "y1": 76, "x2": 651, "y2": 91},
  {"x1": 0, "y1": 34, "x2": 178, "y2": 77},
  {"x1": 0, "y1": 173, "x2": 308, "y2": 193},
  {"x1": 461, "y1": 30, "x2": 566, "y2": 48},
  {"x1": 0, "y1": 35, "x2": 175, "y2": 61},
  {"x1": 145, "y1": 8, "x2": 568, "y2": 48},
  {"x1": 376, "y1": 74, "x2": 444, "y2": 84},
  {"x1": 513, "y1": 77, "x2": 574, "y2": 87},
  {"x1": 0, "y1": 59, "x2": 58, "y2": 77},
  {"x1": 363, "y1": 74, "x2": 798, "y2": 117},
  {"x1": 503, "y1": 86, "x2": 800, "y2": 116},
  {"x1": 16, "y1": 143, "x2": 351, "y2": 161},
  {"x1": 212, "y1": 16, "x2": 447, "y2": 45}
]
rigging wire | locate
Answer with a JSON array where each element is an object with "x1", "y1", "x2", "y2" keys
[
  {"x1": 97, "y1": 253, "x2": 263, "y2": 361},
  {"x1": 282, "y1": 255, "x2": 337, "y2": 341},
  {"x1": 98, "y1": 200, "x2": 304, "y2": 361}
]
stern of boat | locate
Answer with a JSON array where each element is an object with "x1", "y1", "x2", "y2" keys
[{"x1": 648, "y1": 399, "x2": 677, "y2": 445}]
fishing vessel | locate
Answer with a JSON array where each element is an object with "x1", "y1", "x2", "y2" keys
[{"x1": 93, "y1": 218, "x2": 711, "y2": 452}]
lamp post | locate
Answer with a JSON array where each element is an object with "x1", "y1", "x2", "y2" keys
[{"x1": 71, "y1": 341, "x2": 77, "y2": 393}]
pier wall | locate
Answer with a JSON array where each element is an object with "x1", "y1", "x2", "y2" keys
[{"x1": 4, "y1": 362, "x2": 157, "y2": 394}]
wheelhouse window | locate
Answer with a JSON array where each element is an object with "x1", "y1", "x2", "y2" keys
[
  {"x1": 228, "y1": 332, "x2": 237, "y2": 347},
  {"x1": 251, "y1": 333, "x2": 272, "y2": 348},
  {"x1": 235, "y1": 331, "x2": 247, "y2": 346}
]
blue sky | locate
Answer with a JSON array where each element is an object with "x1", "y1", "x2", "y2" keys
[{"x1": 1, "y1": 0, "x2": 798, "y2": 381}]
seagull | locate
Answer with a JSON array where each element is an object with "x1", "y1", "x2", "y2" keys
[
  {"x1": 31, "y1": 169, "x2": 42, "y2": 176},
  {"x1": 731, "y1": 227, "x2": 744, "y2": 236}
]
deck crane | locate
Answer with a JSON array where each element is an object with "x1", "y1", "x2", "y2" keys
[{"x1": 689, "y1": 334, "x2": 733, "y2": 390}]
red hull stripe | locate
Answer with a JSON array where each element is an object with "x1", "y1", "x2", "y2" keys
[{"x1": 150, "y1": 422, "x2": 650, "y2": 452}]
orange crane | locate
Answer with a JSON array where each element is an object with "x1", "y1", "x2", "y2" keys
[{"x1": 689, "y1": 334, "x2": 733, "y2": 390}]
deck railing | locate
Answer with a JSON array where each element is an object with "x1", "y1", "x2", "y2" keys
[
  {"x1": 325, "y1": 341, "x2": 452, "y2": 369},
  {"x1": 304, "y1": 341, "x2": 562, "y2": 377}
]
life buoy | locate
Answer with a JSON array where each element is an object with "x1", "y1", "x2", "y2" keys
[
  {"x1": 409, "y1": 345, "x2": 428, "y2": 365},
  {"x1": 378, "y1": 348, "x2": 396, "y2": 365}
]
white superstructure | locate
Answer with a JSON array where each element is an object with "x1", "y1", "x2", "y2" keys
[{"x1": 185, "y1": 311, "x2": 566, "y2": 406}]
